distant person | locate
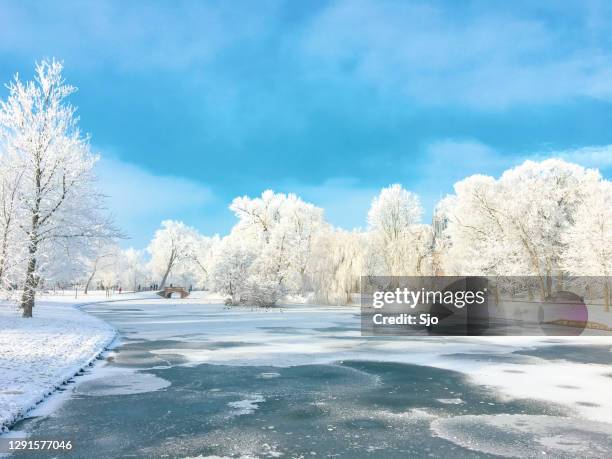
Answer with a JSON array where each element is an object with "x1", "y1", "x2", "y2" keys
[{"x1": 119, "y1": 286, "x2": 122, "y2": 294}]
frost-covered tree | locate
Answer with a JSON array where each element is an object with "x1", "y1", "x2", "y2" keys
[
  {"x1": 561, "y1": 180, "x2": 612, "y2": 310},
  {"x1": 180, "y1": 233, "x2": 219, "y2": 289},
  {"x1": 0, "y1": 59, "x2": 118, "y2": 317},
  {"x1": 147, "y1": 220, "x2": 200, "y2": 289},
  {"x1": 367, "y1": 184, "x2": 422, "y2": 240},
  {"x1": 308, "y1": 228, "x2": 364, "y2": 304},
  {"x1": 82, "y1": 242, "x2": 121, "y2": 294},
  {"x1": 92, "y1": 246, "x2": 123, "y2": 290},
  {"x1": 230, "y1": 190, "x2": 285, "y2": 244},
  {"x1": 227, "y1": 190, "x2": 326, "y2": 305},
  {"x1": 441, "y1": 175, "x2": 520, "y2": 276},
  {"x1": 441, "y1": 159, "x2": 603, "y2": 299},
  {"x1": 366, "y1": 184, "x2": 430, "y2": 276},
  {"x1": 210, "y1": 235, "x2": 256, "y2": 305},
  {"x1": 499, "y1": 160, "x2": 599, "y2": 296},
  {"x1": 118, "y1": 248, "x2": 148, "y2": 292},
  {"x1": 0, "y1": 154, "x2": 24, "y2": 294}
]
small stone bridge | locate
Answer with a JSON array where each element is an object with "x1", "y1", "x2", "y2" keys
[{"x1": 157, "y1": 287, "x2": 190, "y2": 299}]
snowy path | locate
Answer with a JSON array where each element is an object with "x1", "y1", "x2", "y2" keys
[{"x1": 0, "y1": 296, "x2": 118, "y2": 430}]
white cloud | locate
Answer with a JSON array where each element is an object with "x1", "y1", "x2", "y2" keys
[
  {"x1": 95, "y1": 156, "x2": 215, "y2": 244},
  {"x1": 533, "y1": 145, "x2": 612, "y2": 170},
  {"x1": 0, "y1": 1, "x2": 278, "y2": 72},
  {"x1": 300, "y1": 0, "x2": 612, "y2": 108}
]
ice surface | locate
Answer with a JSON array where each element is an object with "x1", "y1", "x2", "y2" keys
[
  {"x1": 75, "y1": 368, "x2": 171, "y2": 396},
  {"x1": 465, "y1": 359, "x2": 612, "y2": 423},
  {"x1": 431, "y1": 414, "x2": 612, "y2": 457},
  {"x1": 227, "y1": 395, "x2": 265, "y2": 416},
  {"x1": 90, "y1": 299, "x2": 612, "y2": 424},
  {"x1": 4, "y1": 290, "x2": 612, "y2": 443}
]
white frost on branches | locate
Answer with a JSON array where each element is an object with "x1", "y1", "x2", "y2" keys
[{"x1": 0, "y1": 59, "x2": 118, "y2": 316}]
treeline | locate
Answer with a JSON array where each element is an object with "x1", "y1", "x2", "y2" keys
[{"x1": 84, "y1": 159, "x2": 611, "y2": 309}]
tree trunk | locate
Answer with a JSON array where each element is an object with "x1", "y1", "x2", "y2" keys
[
  {"x1": 84, "y1": 262, "x2": 97, "y2": 295},
  {"x1": 159, "y1": 263, "x2": 172, "y2": 290},
  {"x1": 0, "y1": 230, "x2": 9, "y2": 286},
  {"x1": 21, "y1": 199, "x2": 40, "y2": 317},
  {"x1": 20, "y1": 253, "x2": 37, "y2": 318}
]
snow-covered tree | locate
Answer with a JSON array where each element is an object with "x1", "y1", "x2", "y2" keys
[
  {"x1": 561, "y1": 179, "x2": 612, "y2": 310},
  {"x1": 308, "y1": 228, "x2": 365, "y2": 304},
  {"x1": 148, "y1": 220, "x2": 198, "y2": 289},
  {"x1": 441, "y1": 175, "x2": 519, "y2": 276},
  {"x1": 227, "y1": 190, "x2": 327, "y2": 305},
  {"x1": 210, "y1": 235, "x2": 256, "y2": 305},
  {"x1": 0, "y1": 59, "x2": 118, "y2": 317},
  {"x1": 81, "y1": 242, "x2": 122, "y2": 294},
  {"x1": 181, "y1": 233, "x2": 219, "y2": 290},
  {"x1": 366, "y1": 184, "x2": 430, "y2": 276},
  {"x1": 441, "y1": 159, "x2": 603, "y2": 299},
  {"x1": 367, "y1": 184, "x2": 422, "y2": 240},
  {"x1": 92, "y1": 245, "x2": 124, "y2": 290},
  {"x1": 0, "y1": 154, "x2": 24, "y2": 294},
  {"x1": 118, "y1": 248, "x2": 148, "y2": 292}
]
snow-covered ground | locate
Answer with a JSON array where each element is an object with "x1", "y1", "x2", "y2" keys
[{"x1": 0, "y1": 292, "x2": 123, "y2": 431}]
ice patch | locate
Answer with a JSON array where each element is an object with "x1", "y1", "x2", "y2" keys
[
  {"x1": 465, "y1": 360, "x2": 612, "y2": 423},
  {"x1": 431, "y1": 414, "x2": 612, "y2": 458},
  {"x1": 257, "y1": 372, "x2": 281, "y2": 379},
  {"x1": 75, "y1": 369, "x2": 170, "y2": 396},
  {"x1": 436, "y1": 398, "x2": 464, "y2": 404},
  {"x1": 228, "y1": 395, "x2": 265, "y2": 416}
]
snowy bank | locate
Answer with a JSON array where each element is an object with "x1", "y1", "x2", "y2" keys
[{"x1": 0, "y1": 298, "x2": 117, "y2": 431}]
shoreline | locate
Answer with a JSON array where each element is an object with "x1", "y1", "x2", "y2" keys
[{"x1": 0, "y1": 298, "x2": 119, "y2": 432}]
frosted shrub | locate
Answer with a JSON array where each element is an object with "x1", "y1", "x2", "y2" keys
[{"x1": 242, "y1": 277, "x2": 285, "y2": 307}]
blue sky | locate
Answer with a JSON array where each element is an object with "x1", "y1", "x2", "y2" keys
[{"x1": 1, "y1": 0, "x2": 612, "y2": 247}]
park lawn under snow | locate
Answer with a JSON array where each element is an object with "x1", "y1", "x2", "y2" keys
[{"x1": 0, "y1": 293, "x2": 119, "y2": 431}]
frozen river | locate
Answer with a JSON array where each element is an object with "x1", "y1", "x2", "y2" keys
[{"x1": 10, "y1": 296, "x2": 612, "y2": 458}]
